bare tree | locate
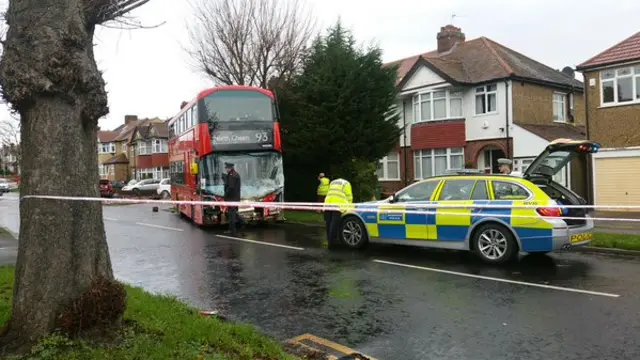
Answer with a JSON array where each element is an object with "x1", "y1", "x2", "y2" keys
[
  {"x1": 185, "y1": 0, "x2": 316, "y2": 88},
  {"x1": 0, "y1": 116, "x2": 20, "y2": 174},
  {"x1": 0, "y1": 0, "x2": 153, "y2": 352}
]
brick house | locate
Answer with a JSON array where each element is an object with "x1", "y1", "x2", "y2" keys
[
  {"x1": 97, "y1": 115, "x2": 169, "y2": 181},
  {"x1": 129, "y1": 121, "x2": 170, "y2": 180},
  {"x1": 575, "y1": 31, "x2": 640, "y2": 208},
  {"x1": 377, "y1": 24, "x2": 587, "y2": 198}
]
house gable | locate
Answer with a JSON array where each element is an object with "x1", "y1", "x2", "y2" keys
[{"x1": 401, "y1": 63, "x2": 448, "y2": 91}]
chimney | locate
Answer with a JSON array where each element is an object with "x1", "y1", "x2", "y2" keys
[
  {"x1": 437, "y1": 25, "x2": 465, "y2": 53},
  {"x1": 124, "y1": 115, "x2": 138, "y2": 125}
]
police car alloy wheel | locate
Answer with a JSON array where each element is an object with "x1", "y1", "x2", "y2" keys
[
  {"x1": 472, "y1": 223, "x2": 518, "y2": 264},
  {"x1": 340, "y1": 216, "x2": 368, "y2": 249}
]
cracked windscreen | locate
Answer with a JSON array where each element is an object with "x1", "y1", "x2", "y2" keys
[{"x1": 199, "y1": 151, "x2": 284, "y2": 199}]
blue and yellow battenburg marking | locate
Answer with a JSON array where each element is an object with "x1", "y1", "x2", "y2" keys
[{"x1": 354, "y1": 199, "x2": 556, "y2": 252}]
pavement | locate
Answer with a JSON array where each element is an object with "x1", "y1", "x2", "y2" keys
[{"x1": 1, "y1": 194, "x2": 640, "y2": 359}]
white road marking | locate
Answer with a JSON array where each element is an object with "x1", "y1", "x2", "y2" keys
[
  {"x1": 216, "y1": 234, "x2": 304, "y2": 251},
  {"x1": 104, "y1": 217, "x2": 118, "y2": 221},
  {"x1": 373, "y1": 259, "x2": 621, "y2": 298},
  {"x1": 135, "y1": 222, "x2": 184, "y2": 232}
]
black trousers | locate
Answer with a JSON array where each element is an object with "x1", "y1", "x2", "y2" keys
[
  {"x1": 227, "y1": 206, "x2": 245, "y2": 234},
  {"x1": 324, "y1": 211, "x2": 342, "y2": 245}
]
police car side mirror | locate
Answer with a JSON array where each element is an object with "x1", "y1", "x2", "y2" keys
[{"x1": 388, "y1": 195, "x2": 396, "y2": 203}]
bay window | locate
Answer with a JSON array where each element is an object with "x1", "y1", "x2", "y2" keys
[
  {"x1": 601, "y1": 65, "x2": 640, "y2": 105},
  {"x1": 152, "y1": 139, "x2": 168, "y2": 153},
  {"x1": 412, "y1": 89, "x2": 463, "y2": 122},
  {"x1": 138, "y1": 141, "x2": 152, "y2": 155},
  {"x1": 475, "y1": 84, "x2": 497, "y2": 115},
  {"x1": 377, "y1": 152, "x2": 400, "y2": 180},
  {"x1": 98, "y1": 142, "x2": 115, "y2": 154},
  {"x1": 553, "y1": 93, "x2": 566, "y2": 122},
  {"x1": 414, "y1": 148, "x2": 464, "y2": 179}
]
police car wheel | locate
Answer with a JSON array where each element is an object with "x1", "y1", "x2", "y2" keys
[
  {"x1": 340, "y1": 216, "x2": 368, "y2": 249},
  {"x1": 472, "y1": 223, "x2": 518, "y2": 264}
]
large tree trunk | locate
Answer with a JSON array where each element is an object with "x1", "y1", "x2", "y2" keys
[{"x1": 0, "y1": 0, "x2": 117, "y2": 350}]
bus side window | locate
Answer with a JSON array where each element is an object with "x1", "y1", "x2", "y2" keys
[
  {"x1": 192, "y1": 104, "x2": 198, "y2": 124},
  {"x1": 187, "y1": 108, "x2": 192, "y2": 128}
]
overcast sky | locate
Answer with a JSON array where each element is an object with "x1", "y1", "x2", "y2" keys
[{"x1": 0, "y1": 0, "x2": 638, "y2": 131}]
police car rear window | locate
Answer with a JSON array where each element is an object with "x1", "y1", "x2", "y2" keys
[{"x1": 492, "y1": 181, "x2": 530, "y2": 200}]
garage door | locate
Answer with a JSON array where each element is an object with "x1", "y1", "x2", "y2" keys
[{"x1": 594, "y1": 157, "x2": 640, "y2": 207}]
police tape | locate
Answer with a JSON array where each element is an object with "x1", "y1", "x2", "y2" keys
[
  {"x1": 6, "y1": 193, "x2": 640, "y2": 210},
  {"x1": 3, "y1": 194, "x2": 640, "y2": 223}
]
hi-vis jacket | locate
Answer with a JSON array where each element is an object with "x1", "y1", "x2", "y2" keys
[
  {"x1": 317, "y1": 177, "x2": 330, "y2": 196},
  {"x1": 324, "y1": 178, "x2": 353, "y2": 213}
]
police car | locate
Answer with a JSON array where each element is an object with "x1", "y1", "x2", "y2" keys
[{"x1": 339, "y1": 139, "x2": 599, "y2": 264}]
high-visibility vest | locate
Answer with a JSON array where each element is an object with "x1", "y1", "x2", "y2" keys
[
  {"x1": 324, "y1": 178, "x2": 353, "y2": 213},
  {"x1": 317, "y1": 177, "x2": 330, "y2": 196}
]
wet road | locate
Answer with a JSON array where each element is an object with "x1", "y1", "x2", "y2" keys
[{"x1": 1, "y1": 196, "x2": 640, "y2": 359}]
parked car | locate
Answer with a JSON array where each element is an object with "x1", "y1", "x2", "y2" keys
[
  {"x1": 337, "y1": 139, "x2": 599, "y2": 265},
  {"x1": 0, "y1": 178, "x2": 9, "y2": 195},
  {"x1": 121, "y1": 178, "x2": 161, "y2": 197},
  {"x1": 99, "y1": 179, "x2": 114, "y2": 198},
  {"x1": 157, "y1": 178, "x2": 171, "y2": 199}
]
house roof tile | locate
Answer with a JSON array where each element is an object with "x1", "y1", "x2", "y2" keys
[
  {"x1": 517, "y1": 123, "x2": 587, "y2": 142},
  {"x1": 97, "y1": 131, "x2": 117, "y2": 143},
  {"x1": 388, "y1": 36, "x2": 583, "y2": 90},
  {"x1": 576, "y1": 31, "x2": 640, "y2": 70}
]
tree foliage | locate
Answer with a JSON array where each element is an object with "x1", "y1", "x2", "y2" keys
[
  {"x1": 275, "y1": 21, "x2": 401, "y2": 202},
  {"x1": 185, "y1": 0, "x2": 316, "y2": 87}
]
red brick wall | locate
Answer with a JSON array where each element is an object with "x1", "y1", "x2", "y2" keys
[
  {"x1": 411, "y1": 120, "x2": 466, "y2": 149},
  {"x1": 136, "y1": 154, "x2": 169, "y2": 168},
  {"x1": 136, "y1": 155, "x2": 152, "y2": 168},
  {"x1": 151, "y1": 154, "x2": 169, "y2": 167}
]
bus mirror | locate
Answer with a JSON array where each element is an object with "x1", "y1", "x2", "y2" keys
[{"x1": 190, "y1": 162, "x2": 199, "y2": 175}]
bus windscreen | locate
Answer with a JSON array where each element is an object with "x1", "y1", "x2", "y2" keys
[
  {"x1": 199, "y1": 151, "x2": 284, "y2": 200},
  {"x1": 202, "y1": 90, "x2": 273, "y2": 123}
]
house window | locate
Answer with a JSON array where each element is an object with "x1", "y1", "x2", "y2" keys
[
  {"x1": 600, "y1": 66, "x2": 640, "y2": 105},
  {"x1": 414, "y1": 147, "x2": 464, "y2": 179},
  {"x1": 121, "y1": 143, "x2": 127, "y2": 153},
  {"x1": 513, "y1": 157, "x2": 567, "y2": 187},
  {"x1": 412, "y1": 89, "x2": 463, "y2": 122},
  {"x1": 553, "y1": 93, "x2": 566, "y2": 122},
  {"x1": 137, "y1": 168, "x2": 153, "y2": 180},
  {"x1": 474, "y1": 84, "x2": 497, "y2": 115},
  {"x1": 152, "y1": 139, "x2": 168, "y2": 153},
  {"x1": 98, "y1": 165, "x2": 108, "y2": 177},
  {"x1": 98, "y1": 142, "x2": 115, "y2": 154},
  {"x1": 376, "y1": 152, "x2": 400, "y2": 180},
  {"x1": 153, "y1": 167, "x2": 164, "y2": 180},
  {"x1": 138, "y1": 141, "x2": 152, "y2": 155}
]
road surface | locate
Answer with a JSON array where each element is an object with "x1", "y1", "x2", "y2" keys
[{"x1": 1, "y1": 195, "x2": 639, "y2": 360}]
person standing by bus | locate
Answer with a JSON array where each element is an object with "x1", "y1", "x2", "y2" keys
[
  {"x1": 323, "y1": 178, "x2": 353, "y2": 249},
  {"x1": 317, "y1": 173, "x2": 330, "y2": 202},
  {"x1": 224, "y1": 162, "x2": 245, "y2": 235}
]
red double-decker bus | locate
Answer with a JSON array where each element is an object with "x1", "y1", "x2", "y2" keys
[{"x1": 168, "y1": 85, "x2": 284, "y2": 225}]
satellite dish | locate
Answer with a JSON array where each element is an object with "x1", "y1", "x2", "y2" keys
[{"x1": 561, "y1": 66, "x2": 575, "y2": 78}]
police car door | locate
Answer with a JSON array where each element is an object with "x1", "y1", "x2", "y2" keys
[
  {"x1": 381, "y1": 180, "x2": 441, "y2": 240},
  {"x1": 434, "y1": 179, "x2": 481, "y2": 242}
]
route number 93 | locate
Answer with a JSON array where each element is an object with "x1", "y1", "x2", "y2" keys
[{"x1": 255, "y1": 131, "x2": 269, "y2": 142}]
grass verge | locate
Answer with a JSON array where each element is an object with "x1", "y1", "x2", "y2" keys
[
  {"x1": 283, "y1": 211, "x2": 323, "y2": 225},
  {"x1": 591, "y1": 232, "x2": 640, "y2": 251},
  {"x1": 0, "y1": 266, "x2": 298, "y2": 360}
]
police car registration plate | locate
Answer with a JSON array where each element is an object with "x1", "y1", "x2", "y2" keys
[{"x1": 570, "y1": 232, "x2": 593, "y2": 243}]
